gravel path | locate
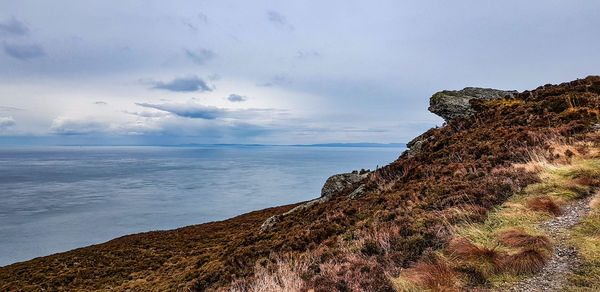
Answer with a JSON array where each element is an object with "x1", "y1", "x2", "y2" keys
[{"x1": 508, "y1": 195, "x2": 594, "y2": 292}]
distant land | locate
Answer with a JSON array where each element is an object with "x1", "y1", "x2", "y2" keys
[{"x1": 0, "y1": 139, "x2": 407, "y2": 148}]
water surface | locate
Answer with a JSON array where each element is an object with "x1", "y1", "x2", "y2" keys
[{"x1": 0, "y1": 145, "x2": 404, "y2": 266}]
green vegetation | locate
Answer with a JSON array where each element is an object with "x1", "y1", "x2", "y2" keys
[
  {"x1": 394, "y1": 158, "x2": 600, "y2": 291},
  {"x1": 2, "y1": 77, "x2": 600, "y2": 291},
  {"x1": 568, "y1": 193, "x2": 600, "y2": 290}
]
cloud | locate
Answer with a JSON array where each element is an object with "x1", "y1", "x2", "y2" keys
[
  {"x1": 0, "y1": 116, "x2": 15, "y2": 129},
  {"x1": 0, "y1": 16, "x2": 29, "y2": 37},
  {"x1": 124, "y1": 110, "x2": 169, "y2": 118},
  {"x1": 185, "y1": 48, "x2": 216, "y2": 65},
  {"x1": 136, "y1": 102, "x2": 225, "y2": 119},
  {"x1": 94, "y1": 101, "x2": 108, "y2": 105},
  {"x1": 0, "y1": 106, "x2": 23, "y2": 112},
  {"x1": 50, "y1": 117, "x2": 109, "y2": 135},
  {"x1": 197, "y1": 12, "x2": 208, "y2": 24},
  {"x1": 182, "y1": 19, "x2": 198, "y2": 32},
  {"x1": 3, "y1": 42, "x2": 45, "y2": 60},
  {"x1": 267, "y1": 11, "x2": 294, "y2": 30},
  {"x1": 228, "y1": 94, "x2": 247, "y2": 102},
  {"x1": 151, "y1": 75, "x2": 212, "y2": 92},
  {"x1": 260, "y1": 74, "x2": 292, "y2": 87},
  {"x1": 296, "y1": 50, "x2": 320, "y2": 59}
]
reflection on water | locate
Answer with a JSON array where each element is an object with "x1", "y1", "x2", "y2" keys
[{"x1": 0, "y1": 145, "x2": 404, "y2": 266}]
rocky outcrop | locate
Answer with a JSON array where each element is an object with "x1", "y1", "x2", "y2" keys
[
  {"x1": 260, "y1": 171, "x2": 370, "y2": 232},
  {"x1": 405, "y1": 132, "x2": 434, "y2": 158},
  {"x1": 406, "y1": 87, "x2": 517, "y2": 157},
  {"x1": 429, "y1": 87, "x2": 518, "y2": 122},
  {"x1": 320, "y1": 171, "x2": 369, "y2": 199}
]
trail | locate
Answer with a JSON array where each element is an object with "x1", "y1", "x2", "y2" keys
[{"x1": 508, "y1": 195, "x2": 593, "y2": 292}]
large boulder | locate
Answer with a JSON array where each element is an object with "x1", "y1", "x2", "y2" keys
[
  {"x1": 320, "y1": 171, "x2": 368, "y2": 199},
  {"x1": 429, "y1": 87, "x2": 518, "y2": 122},
  {"x1": 260, "y1": 171, "x2": 369, "y2": 232}
]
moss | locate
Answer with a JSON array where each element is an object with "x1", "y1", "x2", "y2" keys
[{"x1": 485, "y1": 99, "x2": 524, "y2": 108}]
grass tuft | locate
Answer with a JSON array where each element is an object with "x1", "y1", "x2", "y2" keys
[
  {"x1": 500, "y1": 249, "x2": 549, "y2": 275},
  {"x1": 526, "y1": 196, "x2": 563, "y2": 216},
  {"x1": 497, "y1": 229, "x2": 552, "y2": 251}
]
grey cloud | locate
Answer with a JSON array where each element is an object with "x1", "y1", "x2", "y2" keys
[
  {"x1": 0, "y1": 106, "x2": 23, "y2": 112},
  {"x1": 228, "y1": 94, "x2": 247, "y2": 102},
  {"x1": 182, "y1": 20, "x2": 198, "y2": 32},
  {"x1": 151, "y1": 76, "x2": 212, "y2": 92},
  {"x1": 0, "y1": 116, "x2": 15, "y2": 129},
  {"x1": 260, "y1": 74, "x2": 292, "y2": 87},
  {"x1": 198, "y1": 12, "x2": 208, "y2": 24},
  {"x1": 51, "y1": 119, "x2": 108, "y2": 135},
  {"x1": 3, "y1": 42, "x2": 45, "y2": 60},
  {"x1": 124, "y1": 110, "x2": 169, "y2": 118},
  {"x1": 207, "y1": 73, "x2": 220, "y2": 81},
  {"x1": 0, "y1": 16, "x2": 29, "y2": 37},
  {"x1": 136, "y1": 102, "x2": 224, "y2": 119},
  {"x1": 94, "y1": 101, "x2": 108, "y2": 105},
  {"x1": 267, "y1": 11, "x2": 294, "y2": 30},
  {"x1": 296, "y1": 50, "x2": 320, "y2": 59},
  {"x1": 185, "y1": 48, "x2": 216, "y2": 65}
]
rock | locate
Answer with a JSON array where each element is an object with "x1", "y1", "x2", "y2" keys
[
  {"x1": 405, "y1": 132, "x2": 434, "y2": 158},
  {"x1": 259, "y1": 214, "x2": 281, "y2": 231},
  {"x1": 260, "y1": 197, "x2": 326, "y2": 232},
  {"x1": 260, "y1": 171, "x2": 370, "y2": 232},
  {"x1": 349, "y1": 184, "x2": 367, "y2": 199},
  {"x1": 429, "y1": 87, "x2": 518, "y2": 122},
  {"x1": 321, "y1": 172, "x2": 368, "y2": 199}
]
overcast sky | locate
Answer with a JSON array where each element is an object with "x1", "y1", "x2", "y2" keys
[{"x1": 0, "y1": 1, "x2": 599, "y2": 145}]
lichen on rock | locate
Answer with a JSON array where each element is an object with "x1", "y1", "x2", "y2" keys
[
  {"x1": 320, "y1": 171, "x2": 368, "y2": 199},
  {"x1": 429, "y1": 87, "x2": 518, "y2": 122},
  {"x1": 260, "y1": 171, "x2": 369, "y2": 232}
]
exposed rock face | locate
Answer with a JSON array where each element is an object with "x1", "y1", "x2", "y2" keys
[
  {"x1": 429, "y1": 87, "x2": 518, "y2": 122},
  {"x1": 405, "y1": 132, "x2": 434, "y2": 158},
  {"x1": 320, "y1": 171, "x2": 368, "y2": 199},
  {"x1": 260, "y1": 171, "x2": 369, "y2": 232}
]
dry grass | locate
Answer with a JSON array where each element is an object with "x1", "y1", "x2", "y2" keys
[
  {"x1": 526, "y1": 196, "x2": 563, "y2": 215},
  {"x1": 395, "y1": 157, "x2": 600, "y2": 290},
  {"x1": 500, "y1": 249, "x2": 549, "y2": 275},
  {"x1": 590, "y1": 192, "x2": 600, "y2": 209},
  {"x1": 232, "y1": 258, "x2": 308, "y2": 292},
  {"x1": 447, "y1": 237, "x2": 501, "y2": 265},
  {"x1": 401, "y1": 257, "x2": 461, "y2": 292},
  {"x1": 4, "y1": 77, "x2": 600, "y2": 292},
  {"x1": 497, "y1": 229, "x2": 552, "y2": 251}
]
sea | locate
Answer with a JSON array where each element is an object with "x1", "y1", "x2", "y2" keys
[{"x1": 0, "y1": 145, "x2": 405, "y2": 266}]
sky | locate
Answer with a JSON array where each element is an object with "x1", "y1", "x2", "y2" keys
[{"x1": 0, "y1": 1, "x2": 599, "y2": 145}]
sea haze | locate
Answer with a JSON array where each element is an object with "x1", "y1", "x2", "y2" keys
[{"x1": 0, "y1": 145, "x2": 405, "y2": 266}]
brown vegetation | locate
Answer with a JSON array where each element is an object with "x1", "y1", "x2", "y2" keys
[
  {"x1": 2, "y1": 76, "x2": 600, "y2": 291},
  {"x1": 526, "y1": 196, "x2": 563, "y2": 215},
  {"x1": 500, "y1": 249, "x2": 550, "y2": 274},
  {"x1": 448, "y1": 238, "x2": 502, "y2": 266},
  {"x1": 498, "y1": 229, "x2": 552, "y2": 250},
  {"x1": 402, "y1": 257, "x2": 461, "y2": 292}
]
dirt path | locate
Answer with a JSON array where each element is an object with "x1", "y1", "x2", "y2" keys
[{"x1": 508, "y1": 195, "x2": 594, "y2": 292}]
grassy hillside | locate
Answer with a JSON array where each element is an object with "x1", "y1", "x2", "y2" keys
[{"x1": 2, "y1": 76, "x2": 600, "y2": 291}]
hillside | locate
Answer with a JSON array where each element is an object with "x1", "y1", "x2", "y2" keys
[{"x1": 2, "y1": 76, "x2": 600, "y2": 291}]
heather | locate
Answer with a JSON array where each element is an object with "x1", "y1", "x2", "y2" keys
[{"x1": 2, "y1": 76, "x2": 600, "y2": 291}]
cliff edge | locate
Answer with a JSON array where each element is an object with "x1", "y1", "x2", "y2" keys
[{"x1": 2, "y1": 76, "x2": 600, "y2": 292}]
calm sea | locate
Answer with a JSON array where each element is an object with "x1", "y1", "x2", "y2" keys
[{"x1": 0, "y1": 145, "x2": 404, "y2": 266}]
